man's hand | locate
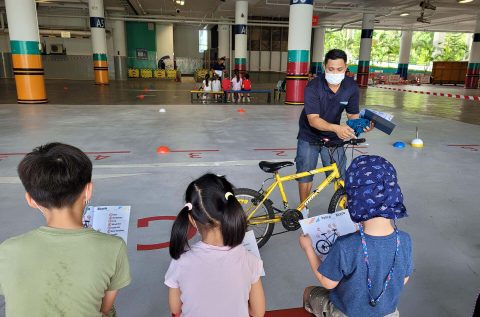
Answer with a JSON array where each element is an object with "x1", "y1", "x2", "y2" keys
[
  {"x1": 299, "y1": 234, "x2": 314, "y2": 252},
  {"x1": 334, "y1": 124, "x2": 356, "y2": 140},
  {"x1": 363, "y1": 121, "x2": 375, "y2": 133}
]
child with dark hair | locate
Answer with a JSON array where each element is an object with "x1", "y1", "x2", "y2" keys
[
  {"x1": 165, "y1": 173, "x2": 265, "y2": 317},
  {"x1": 222, "y1": 73, "x2": 232, "y2": 102},
  {"x1": 231, "y1": 69, "x2": 243, "y2": 103},
  {"x1": 0, "y1": 143, "x2": 131, "y2": 317},
  {"x1": 202, "y1": 73, "x2": 212, "y2": 103},
  {"x1": 242, "y1": 73, "x2": 252, "y2": 103},
  {"x1": 299, "y1": 155, "x2": 413, "y2": 317}
]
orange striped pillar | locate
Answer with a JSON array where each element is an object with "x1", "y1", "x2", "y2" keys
[
  {"x1": 5, "y1": 0, "x2": 47, "y2": 104},
  {"x1": 89, "y1": 0, "x2": 109, "y2": 85}
]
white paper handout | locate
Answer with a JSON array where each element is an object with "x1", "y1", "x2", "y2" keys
[
  {"x1": 242, "y1": 230, "x2": 266, "y2": 276},
  {"x1": 82, "y1": 206, "x2": 131, "y2": 244},
  {"x1": 299, "y1": 210, "x2": 358, "y2": 260}
]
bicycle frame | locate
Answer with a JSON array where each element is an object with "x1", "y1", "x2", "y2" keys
[{"x1": 246, "y1": 162, "x2": 344, "y2": 225}]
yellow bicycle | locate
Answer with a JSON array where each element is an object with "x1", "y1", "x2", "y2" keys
[{"x1": 235, "y1": 138, "x2": 366, "y2": 248}]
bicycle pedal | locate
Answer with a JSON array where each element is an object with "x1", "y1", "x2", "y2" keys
[{"x1": 281, "y1": 209, "x2": 303, "y2": 231}]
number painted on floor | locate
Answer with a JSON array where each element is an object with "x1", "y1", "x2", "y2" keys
[{"x1": 136, "y1": 215, "x2": 197, "y2": 251}]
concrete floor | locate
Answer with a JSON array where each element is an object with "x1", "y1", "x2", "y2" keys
[{"x1": 0, "y1": 76, "x2": 479, "y2": 316}]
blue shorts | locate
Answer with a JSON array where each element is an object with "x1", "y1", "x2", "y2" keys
[{"x1": 295, "y1": 138, "x2": 347, "y2": 183}]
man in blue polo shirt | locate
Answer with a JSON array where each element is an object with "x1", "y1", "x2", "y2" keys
[{"x1": 296, "y1": 49, "x2": 372, "y2": 216}]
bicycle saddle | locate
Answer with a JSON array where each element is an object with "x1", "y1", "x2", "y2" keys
[{"x1": 259, "y1": 161, "x2": 294, "y2": 173}]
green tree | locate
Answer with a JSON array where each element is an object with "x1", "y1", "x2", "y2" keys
[
  {"x1": 324, "y1": 29, "x2": 360, "y2": 63},
  {"x1": 433, "y1": 33, "x2": 468, "y2": 61},
  {"x1": 371, "y1": 30, "x2": 400, "y2": 66},
  {"x1": 411, "y1": 31, "x2": 434, "y2": 70}
]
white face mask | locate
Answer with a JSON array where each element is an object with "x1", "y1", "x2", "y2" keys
[{"x1": 325, "y1": 72, "x2": 345, "y2": 85}]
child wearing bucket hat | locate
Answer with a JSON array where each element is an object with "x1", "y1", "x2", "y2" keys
[{"x1": 299, "y1": 155, "x2": 413, "y2": 317}]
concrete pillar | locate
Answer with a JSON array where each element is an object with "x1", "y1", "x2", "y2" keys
[
  {"x1": 234, "y1": 1, "x2": 248, "y2": 74},
  {"x1": 218, "y1": 24, "x2": 230, "y2": 68},
  {"x1": 466, "y1": 14, "x2": 480, "y2": 89},
  {"x1": 285, "y1": 0, "x2": 313, "y2": 105},
  {"x1": 311, "y1": 26, "x2": 325, "y2": 76},
  {"x1": 89, "y1": 0, "x2": 109, "y2": 85},
  {"x1": 396, "y1": 30, "x2": 413, "y2": 79},
  {"x1": 112, "y1": 19, "x2": 127, "y2": 80},
  {"x1": 357, "y1": 13, "x2": 375, "y2": 88},
  {"x1": 5, "y1": 0, "x2": 47, "y2": 103}
]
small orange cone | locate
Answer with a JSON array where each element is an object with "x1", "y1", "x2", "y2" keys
[
  {"x1": 156, "y1": 146, "x2": 171, "y2": 154},
  {"x1": 237, "y1": 108, "x2": 245, "y2": 113},
  {"x1": 137, "y1": 95, "x2": 145, "y2": 100}
]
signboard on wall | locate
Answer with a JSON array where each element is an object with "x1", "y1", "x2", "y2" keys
[
  {"x1": 136, "y1": 48, "x2": 148, "y2": 60},
  {"x1": 312, "y1": 15, "x2": 318, "y2": 26}
]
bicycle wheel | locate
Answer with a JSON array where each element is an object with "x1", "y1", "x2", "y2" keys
[
  {"x1": 328, "y1": 187, "x2": 347, "y2": 214},
  {"x1": 234, "y1": 188, "x2": 275, "y2": 248},
  {"x1": 316, "y1": 239, "x2": 331, "y2": 255}
]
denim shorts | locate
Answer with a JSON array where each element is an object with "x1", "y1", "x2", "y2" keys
[{"x1": 295, "y1": 138, "x2": 347, "y2": 183}]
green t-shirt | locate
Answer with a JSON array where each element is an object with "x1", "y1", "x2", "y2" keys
[{"x1": 0, "y1": 226, "x2": 131, "y2": 317}]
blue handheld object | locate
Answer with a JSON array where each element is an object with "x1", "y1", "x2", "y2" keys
[
  {"x1": 347, "y1": 118, "x2": 371, "y2": 137},
  {"x1": 393, "y1": 141, "x2": 406, "y2": 148}
]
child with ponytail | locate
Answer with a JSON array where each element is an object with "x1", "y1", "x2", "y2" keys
[{"x1": 165, "y1": 173, "x2": 266, "y2": 317}]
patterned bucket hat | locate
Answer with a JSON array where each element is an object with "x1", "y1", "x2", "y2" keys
[{"x1": 345, "y1": 155, "x2": 408, "y2": 222}]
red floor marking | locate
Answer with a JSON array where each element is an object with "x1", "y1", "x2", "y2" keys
[
  {"x1": 169, "y1": 149, "x2": 220, "y2": 159},
  {"x1": 254, "y1": 148, "x2": 296, "y2": 157},
  {"x1": 95, "y1": 155, "x2": 111, "y2": 161},
  {"x1": 447, "y1": 145, "x2": 479, "y2": 152},
  {"x1": 136, "y1": 215, "x2": 197, "y2": 251},
  {"x1": 170, "y1": 150, "x2": 220, "y2": 153}
]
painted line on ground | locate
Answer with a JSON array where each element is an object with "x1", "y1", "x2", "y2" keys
[
  {"x1": 0, "y1": 173, "x2": 151, "y2": 184},
  {"x1": 93, "y1": 159, "x2": 291, "y2": 169},
  {"x1": 0, "y1": 151, "x2": 131, "y2": 156},
  {"x1": 374, "y1": 86, "x2": 480, "y2": 102}
]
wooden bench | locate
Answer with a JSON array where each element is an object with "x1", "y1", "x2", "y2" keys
[
  {"x1": 224, "y1": 89, "x2": 273, "y2": 103},
  {"x1": 190, "y1": 90, "x2": 224, "y2": 103}
]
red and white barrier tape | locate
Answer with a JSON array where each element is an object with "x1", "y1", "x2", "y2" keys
[{"x1": 375, "y1": 85, "x2": 480, "y2": 102}]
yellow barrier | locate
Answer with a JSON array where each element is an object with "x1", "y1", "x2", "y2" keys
[
  {"x1": 154, "y1": 69, "x2": 166, "y2": 78},
  {"x1": 141, "y1": 69, "x2": 153, "y2": 78},
  {"x1": 128, "y1": 68, "x2": 140, "y2": 78},
  {"x1": 166, "y1": 69, "x2": 177, "y2": 79}
]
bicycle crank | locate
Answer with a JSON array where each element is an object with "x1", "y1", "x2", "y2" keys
[{"x1": 281, "y1": 209, "x2": 303, "y2": 231}]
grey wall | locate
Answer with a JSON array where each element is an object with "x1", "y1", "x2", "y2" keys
[{"x1": 173, "y1": 25, "x2": 203, "y2": 59}]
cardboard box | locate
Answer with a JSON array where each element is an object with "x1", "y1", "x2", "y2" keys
[{"x1": 362, "y1": 109, "x2": 396, "y2": 135}]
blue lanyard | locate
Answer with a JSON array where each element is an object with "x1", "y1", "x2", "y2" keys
[{"x1": 359, "y1": 222, "x2": 400, "y2": 307}]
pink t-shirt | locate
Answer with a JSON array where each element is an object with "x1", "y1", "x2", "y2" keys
[{"x1": 165, "y1": 241, "x2": 263, "y2": 317}]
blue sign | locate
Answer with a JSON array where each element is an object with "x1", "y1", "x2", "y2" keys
[
  {"x1": 234, "y1": 25, "x2": 247, "y2": 35},
  {"x1": 90, "y1": 17, "x2": 105, "y2": 29}
]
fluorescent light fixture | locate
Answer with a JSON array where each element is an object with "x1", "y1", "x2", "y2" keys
[
  {"x1": 175, "y1": 0, "x2": 185, "y2": 5},
  {"x1": 399, "y1": 12, "x2": 410, "y2": 16},
  {"x1": 457, "y1": 0, "x2": 473, "y2": 3}
]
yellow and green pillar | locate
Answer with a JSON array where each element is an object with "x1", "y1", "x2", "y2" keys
[
  {"x1": 311, "y1": 26, "x2": 325, "y2": 76},
  {"x1": 285, "y1": 0, "x2": 313, "y2": 105},
  {"x1": 5, "y1": 0, "x2": 47, "y2": 104},
  {"x1": 89, "y1": 0, "x2": 109, "y2": 85},
  {"x1": 234, "y1": 1, "x2": 248, "y2": 74},
  {"x1": 396, "y1": 30, "x2": 412, "y2": 80},
  {"x1": 357, "y1": 13, "x2": 375, "y2": 89}
]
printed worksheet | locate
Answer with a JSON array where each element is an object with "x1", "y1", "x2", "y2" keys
[
  {"x1": 299, "y1": 210, "x2": 357, "y2": 260},
  {"x1": 82, "y1": 206, "x2": 131, "y2": 244},
  {"x1": 242, "y1": 230, "x2": 266, "y2": 276}
]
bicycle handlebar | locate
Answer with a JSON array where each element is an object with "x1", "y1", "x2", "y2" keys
[{"x1": 311, "y1": 138, "x2": 366, "y2": 148}]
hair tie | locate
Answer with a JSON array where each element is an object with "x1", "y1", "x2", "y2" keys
[
  {"x1": 225, "y1": 192, "x2": 233, "y2": 200},
  {"x1": 185, "y1": 203, "x2": 193, "y2": 211}
]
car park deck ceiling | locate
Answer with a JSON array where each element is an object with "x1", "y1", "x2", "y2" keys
[{"x1": 0, "y1": 0, "x2": 478, "y2": 32}]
